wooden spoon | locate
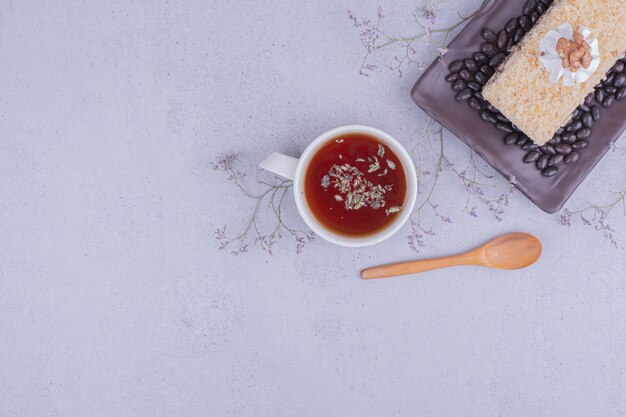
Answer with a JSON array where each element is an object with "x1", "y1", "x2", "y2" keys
[{"x1": 361, "y1": 232, "x2": 541, "y2": 280}]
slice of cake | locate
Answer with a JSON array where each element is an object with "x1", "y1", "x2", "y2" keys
[{"x1": 482, "y1": 0, "x2": 626, "y2": 145}]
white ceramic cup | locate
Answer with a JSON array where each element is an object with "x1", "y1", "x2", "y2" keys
[{"x1": 259, "y1": 125, "x2": 418, "y2": 247}]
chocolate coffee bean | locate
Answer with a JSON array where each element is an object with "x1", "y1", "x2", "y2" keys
[
  {"x1": 468, "y1": 97, "x2": 482, "y2": 111},
  {"x1": 516, "y1": 135, "x2": 529, "y2": 146},
  {"x1": 541, "y1": 145, "x2": 556, "y2": 156},
  {"x1": 561, "y1": 133, "x2": 577, "y2": 144},
  {"x1": 536, "y1": 2, "x2": 547, "y2": 14},
  {"x1": 481, "y1": 43, "x2": 498, "y2": 57},
  {"x1": 518, "y1": 15, "x2": 531, "y2": 30},
  {"x1": 464, "y1": 59, "x2": 479, "y2": 72},
  {"x1": 536, "y1": 155, "x2": 549, "y2": 170},
  {"x1": 475, "y1": 72, "x2": 489, "y2": 85},
  {"x1": 480, "y1": 110, "x2": 497, "y2": 123},
  {"x1": 481, "y1": 28, "x2": 497, "y2": 43},
  {"x1": 613, "y1": 73, "x2": 626, "y2": 88},
  {"x1": 486, "y1": 104, "x2": 499, "y2": 113},
  {"x1": 459, "y1": 69, "x2": 473, "y2": 81},
  {"x1": 480, "y1": 65, "x2": 494, "y2": 77},
  {"x1": 504, "y1": 132, "x2": 519, "y2": 145},
  {"x1": 542, "y1": 166, "x2": 559, "y2": 177},
  {"x1": 571, "y1": 140, "x2": 588, "y2": 150},
  {"x1": 456, "y1": 89, "x2": 473, "y2": 101},
  {"x1": 602, "y1": 94, "x2": 615, "y2": 107},
  {"x1": 523, "y1": 150, "x2": 541, "y2": 163},
  {"x1": 497, "y1": 30, "x2": 508, "y2": 49},
  {"x1": 473, "y1": 52, "x2": 489, "y2": 65},
  {"x1": 571, "y1": 109, "x2": 581, "y2": 119},
  {"x1": 522, "y1": 142, "x2": 539, "y2": 151},
  {"x1": 576, "y1": 128, "x2": 591, "y2": 140},
  {"x1": 595, "y1": 88, "x2": 605, "y2": 103},
  {"x1": 452, "y1": 80, "x2": 466, "y2": 91},
  {"x1": 505, "y1": 18, "x2": 518, "y2": 34},
  {"x1": 489, "y1": 53, "x2": 506, "y2": 68},
  {"x1": 591, "y1": 105, "x2": 601, "y2": 121},
  {"x1": 564, "y1": 151, "x2": 580, "y2": 164},
  {"x1": 530, "y1": 11, "x2": 539, "y2": 23},
  {"x1": 449, "y1": 60, "x2": 464, "y2": 73},
  {"x1": 555, "y1": 143, "x2": 572, "y2": 154},
  {"x1": 446, "y1": 73, "x2": 459, "y2": 82},
  {"x1": 579, "y1": 103, "x2": 590, "y2": 112},
  {"x1": 566, "y1": 120, "x2": 583, "y2": 132},
  {"x1": 603, "y1": 74, "x2": 615, "y2": 86},
  {"x1": 547, "y1": 135, "x2": 561, "y2": 145},
  {"x1": 604, "y1": 86, "x2": 617, "y2": 94},
  {"x1": 549, "y1": 154, "x2": 564, "y2": 166},
  {"x1": 467, "y1": 81, "x2": 482, "y2": 91},
  {"x1": 495, "y1": 113, "x2": 510, "y2": 123},
  {"x1": 513, "y1": 28, "x2": 524, "y2": 44},
  {"x1": 496, "y1": 122, "x2": 514, "y2": 133},
  {"x1": 474, "y1": 91, "x2": 485, "y2": 101},
  {"x1": 581, "y1": 112, "x2": 593, "y2": 128},
  {"x1": 617, "y1": 87, "x2": 626, "y2": 101},
  {"x1": 523, "y1": 0, "x2": 538, "y2": 15}
]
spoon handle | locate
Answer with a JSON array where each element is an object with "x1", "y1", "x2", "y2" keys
[{"x1": 361, "y1": 251, "x2": 481, "y2": 279}]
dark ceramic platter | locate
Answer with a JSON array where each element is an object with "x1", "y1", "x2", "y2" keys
[{"x1": 411, "y1": 0, "x2": 626, "y2": 214}]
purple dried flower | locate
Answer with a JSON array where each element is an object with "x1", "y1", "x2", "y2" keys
[
  {"x1": 229, "y1": 243, "x2": 249, "y2": 256},
  {"x1": 255, "y1": 234, "x2": 277, "y2": 256},
  {"x1": 417, "y1": 5, "x2": 436, "y2": 25},
  {"x1": 211, "y1": 153, "x2": 238, "y2": 171},
  {"x1": 407, "y1": 221, "x2": 436, "y2": 252},
  {"x1": 407, "y1": 229, "x2": 425, "y2": 253},
  {"x1": 215, "y1": 225, "x2": 227, "y2": 239},
  {"x1": 215, "y1": 226, "x2": 230, "y2": 250},
  {"x1": 295, "y1": 237, "x2": 305, "y2": 254}
]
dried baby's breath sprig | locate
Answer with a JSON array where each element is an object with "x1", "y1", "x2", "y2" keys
[
  {"x1": 348, "y1": 0, "x2": 490, "y2": 77},
  {"x1": 212, "y1": 154, "x2": 314, "y2": 255},
  {"x1": 407, "y1": 120, "x2": 513, "y2": 252},
  {"x1": 559, "y1": 135, "x2": 626, "y2": 246},
  {"x1": 560, "y1": 186, "x2": 626, "y2": 248}
]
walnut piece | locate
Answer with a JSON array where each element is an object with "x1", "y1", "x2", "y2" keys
[{"x1": 556, "y1": 31, "x2": 592, "y2": 72}]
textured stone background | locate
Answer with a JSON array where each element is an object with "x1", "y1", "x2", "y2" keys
[{"x1": 1, "y1": 0, "x2": 625, "y2": 416}]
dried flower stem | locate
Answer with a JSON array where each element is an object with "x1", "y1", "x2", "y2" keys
[
  {"x1": 560, "y1": 186, "x2": 626, "y2": 247},
  {"x1": 212, "y1": 154, "x2": 314, "y2": 255},
  {"x1": 407, "y1": 119, "x2": 513, "y2": 252},
  {"x1": 349, "y1": 0, "x2": 490, "y2": 77}
]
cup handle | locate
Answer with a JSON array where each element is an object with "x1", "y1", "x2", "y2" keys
[{"x1": 259, "y1": 152, "x2": 299, "y2": 181}]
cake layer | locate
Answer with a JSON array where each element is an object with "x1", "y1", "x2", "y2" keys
[{"x1": 482, "y1": 0, "x2": 626, "y2": 145}]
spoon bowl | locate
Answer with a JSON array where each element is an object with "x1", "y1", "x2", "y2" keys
[
  {"x1": 361, "y1": 232, "x2": 542, "y2": 279},
  {"x1": 483, "y1": 232, "x2": 542, "y2": 270}
]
